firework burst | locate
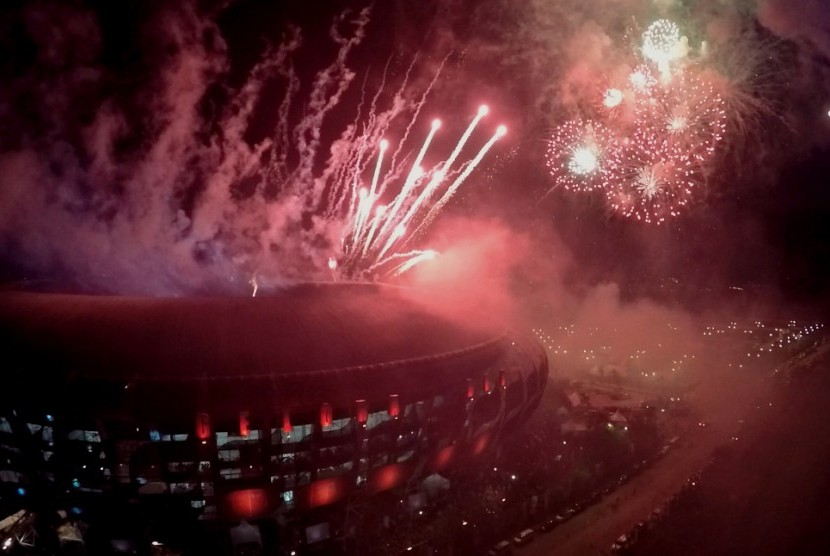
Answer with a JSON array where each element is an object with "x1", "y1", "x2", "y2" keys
[
  {"x1": 544, "y1": 119, "x2": 617, "y2": 193},
  {"x1": 545, "y1": 16, "x2": 732, "y2": 225}
]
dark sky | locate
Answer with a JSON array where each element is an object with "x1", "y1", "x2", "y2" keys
[{"x1": 0, "y1": 0, "x2": 828, "y2": 314}]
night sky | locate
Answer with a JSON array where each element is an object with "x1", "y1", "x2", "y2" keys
[{"x1": 1, "y1": 0, "x2": 829, "y2": 315}]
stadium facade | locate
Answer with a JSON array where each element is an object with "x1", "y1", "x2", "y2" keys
[{"x1": 0, "y1": 283, "x2": 547, "y2": 551}]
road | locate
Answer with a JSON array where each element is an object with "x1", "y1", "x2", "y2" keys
[{"x1": 519, "y1": 347, "x2": 776, "y2": 556}]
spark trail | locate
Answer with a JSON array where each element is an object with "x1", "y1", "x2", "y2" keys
[{"x1": 339, "y1": 105, "x2": 507, "y2": 278}]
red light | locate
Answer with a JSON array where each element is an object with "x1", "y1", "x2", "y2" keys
[
  {"x1": 498, "y1": 370, "x2": 507, "y2": 389},
  {"x1": 355, "y1": 399, "x2": 368, "y2": 424},
  {"x1": 472, "y1": 431, "x2": 492, "y2": 456},
  {"x1": 308, "y1": 477, "x2": 345, "y2": 508},
  {"x1": 239, "y1": 411, "x2": 250, "y2": 438},
  {"x1": 282, "y1": 409, "x2": 291, "y2": 434},
  {"x1": 483, "y1": 373, "x2": 492, "y2": 393},
  {"x1": 466, "y1": 379, "x2": 474, "y2": 399},
  {"x1": 227, "y1": 488, "x2": 268, "y2": 519},
  {"x1": 195, "y1": 412, "x2": 211, "y2": 441},
  {"x1": 320, "y1": 402, "x2": 333, "y2": 427},
  {"x1": 431, "y1": 445, "x2": 455, "y2": 471},
  {"x1": 368, "y1": 463, "x2": 407, "y2": 493},
  {"x1": 388, "y1": 394, "x2": 400, "y2": 418}
]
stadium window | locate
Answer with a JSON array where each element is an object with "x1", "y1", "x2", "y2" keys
[
  {"x1": 397, "y1": 450, "x2": 415, "y2": 463},
  {"x1": 324, "y1": 417, "x2": 352, "y2": 434},
  {"x1": 283, "y1": 424, "x2": 312, "y2": 443},
  {"x1": 215, "y1": 432, "x2": 229, "y2": 448},
  {"x1": 218, "y1": 449, "x2": 240, "y2": 462},
  {"x1": 366, "y1": 411, "x2": 390, "y2": 430},
  {"x1": 67, "y1": 430, "x2": 101, "y2": 443},
  {"x1": 0, "y1": 470, "x2": 21, "y2": 483},
  {"x1": 170, "y1": 482, "x2": 195, "y2": 494},
  {"x1": 219, "y1": 468, "x2": 241, "y2": 480}
]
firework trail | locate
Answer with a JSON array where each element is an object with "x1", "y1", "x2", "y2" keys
[
  {"x1": 338, "y1": 106, "x2": 507, "y2": 278},
  {"x1": 231, "y1": 9, "x2": 506, "y2": 282}
]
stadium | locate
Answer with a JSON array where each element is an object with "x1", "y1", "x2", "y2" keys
[{"x1": 0, "y1": 283, "x2": 547, "y2": 553}]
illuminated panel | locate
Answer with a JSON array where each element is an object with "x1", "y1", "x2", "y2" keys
[
  {"x1": 471, "y1": 431, "x2": 492, "y2": 456},
  {"x1": 238, "y1": 411, "x2": 250, "y2": 438},
  {"x1": 355, "y1": 399, "x2": 368, "y2": 425},
  {"x1": 227, "y1": 488, "x2": 268, "y2": 519},
  {"x1": 282, "y1": 409, "x2": 292, "y2": 434},
  {"x1": 320, "y1": 402, "x2": 333, "y2": 427},
  {"x1": 367, "y1": 462, "x2": 412, "y2": 494},
  {"x1": 195, "y1": 412, "x2": 211, "y2": 441},
  {"x1": 388, "y1": 394, "x2": 400, "y2": 418},
  {"x1": 306, "y1": 477, "x2": 347, "y2": 508},
  {"x1": 430, "y1": 445, "x2": 456, "y2": 472}
]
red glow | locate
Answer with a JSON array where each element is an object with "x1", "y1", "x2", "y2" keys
[
  {"x1": 483, "y1": 373, "x2": 492, "y2": 393},
  {"x1": 466, "y1": 378, "x2": 474, "y2": 399},
  {"x1": 195, "y1": 412, "x2": 211, "y2": 441},
  {"x1": 498, "y1": 370, "x2": 507, "y2": 389},
  {"x1": 239, "y1": 411, "x2": 250, "y2": 438},
  {"x1": 431, "y1": 445, "x2": 455, "y2": 471},
  {"x1": 320, "y1": 402, "x2": 333, "y2": 427},
  {"x1": 355, "y1": 399, "x2": 368, "y2": 424},
  {"x1": 282, "y1": 409, "x2": 291, "y2": 434},
  {"x1": 368, "y1": 463, "x2": 409, "y2": 493},
  {"x1": 388, "y1": 394, "x2": 400, "y2": 418},
  {"x1": 307, "y1": 477, "x2": 345, "y2": 508},
  {"x1": 227, "y1": 488, "x2": 268, "y2": 519},
  {"x1": 472, "y1": 431, "x2": 492, "y2": 456}
]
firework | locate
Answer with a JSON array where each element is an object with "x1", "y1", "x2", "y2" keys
[
  {"x1": 337, "y1": 106, "x2": 506, "y2": 278},
  {"x1": 641, "y1": 19, "x2": 687, "y2": 75},
  {"x1": 628, "y1": 64, "x2": 658, "y2": 93},
  {"x1": 603, "y1": 88, "x2": 624, "y2": 109},
  {"x1": 545, "y1": 119, "x2": 618, "y2": 193},
  {"x1": 605, "y1": 134, "x2": 701, "y2": 225},
  {"x1": 545, "y1": 15, "x2": 732, "y2": 225}
]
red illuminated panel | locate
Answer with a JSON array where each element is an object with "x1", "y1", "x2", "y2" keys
[
  {"x1": 282, "y1": 409, "x2": 292, "y2": 434},
  {"x1": 239, "y1": 411, "x2": 250, "y2": 438},
  {"x1": 472, "y1": 431, "x2": 492, "y2": 456},
  {"x1": 355, "y1": 399, "x2": 368, "y2": 424},
  {"x1": 498, "y1": 370, "x2": 507, "y2": 389},
  {"x1": 195, "y1": 412, "x2": 211, "y2": 440},
  {"x1": 320, "y1": 402, "x2": 333, "y2": 427},
  {"x1": 307, "y1": 477, "x2": 346, "y2": 508},
  {"x1": 483, "y1": 373, "x2": 492, "y2": 393},
  {"x1": 466, "y1": 379, "x2": 474, "y2": 399},
  {"x1": 430, "y1": 445, "x2": 455, "y2": 472},
  {"x1": 388, "y1": 394, "x2": 400, "y2": 418},
  {"x1": 368, "y1": 463, "x2": 412, "y2": 494},
  {"x1": 227, "y1": 488, "x2": 268, "y2": 519}
]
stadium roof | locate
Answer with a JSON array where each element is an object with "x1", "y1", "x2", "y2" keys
[{"x1": 0, "y1": 284, "x2": 510, "y2": 414}]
